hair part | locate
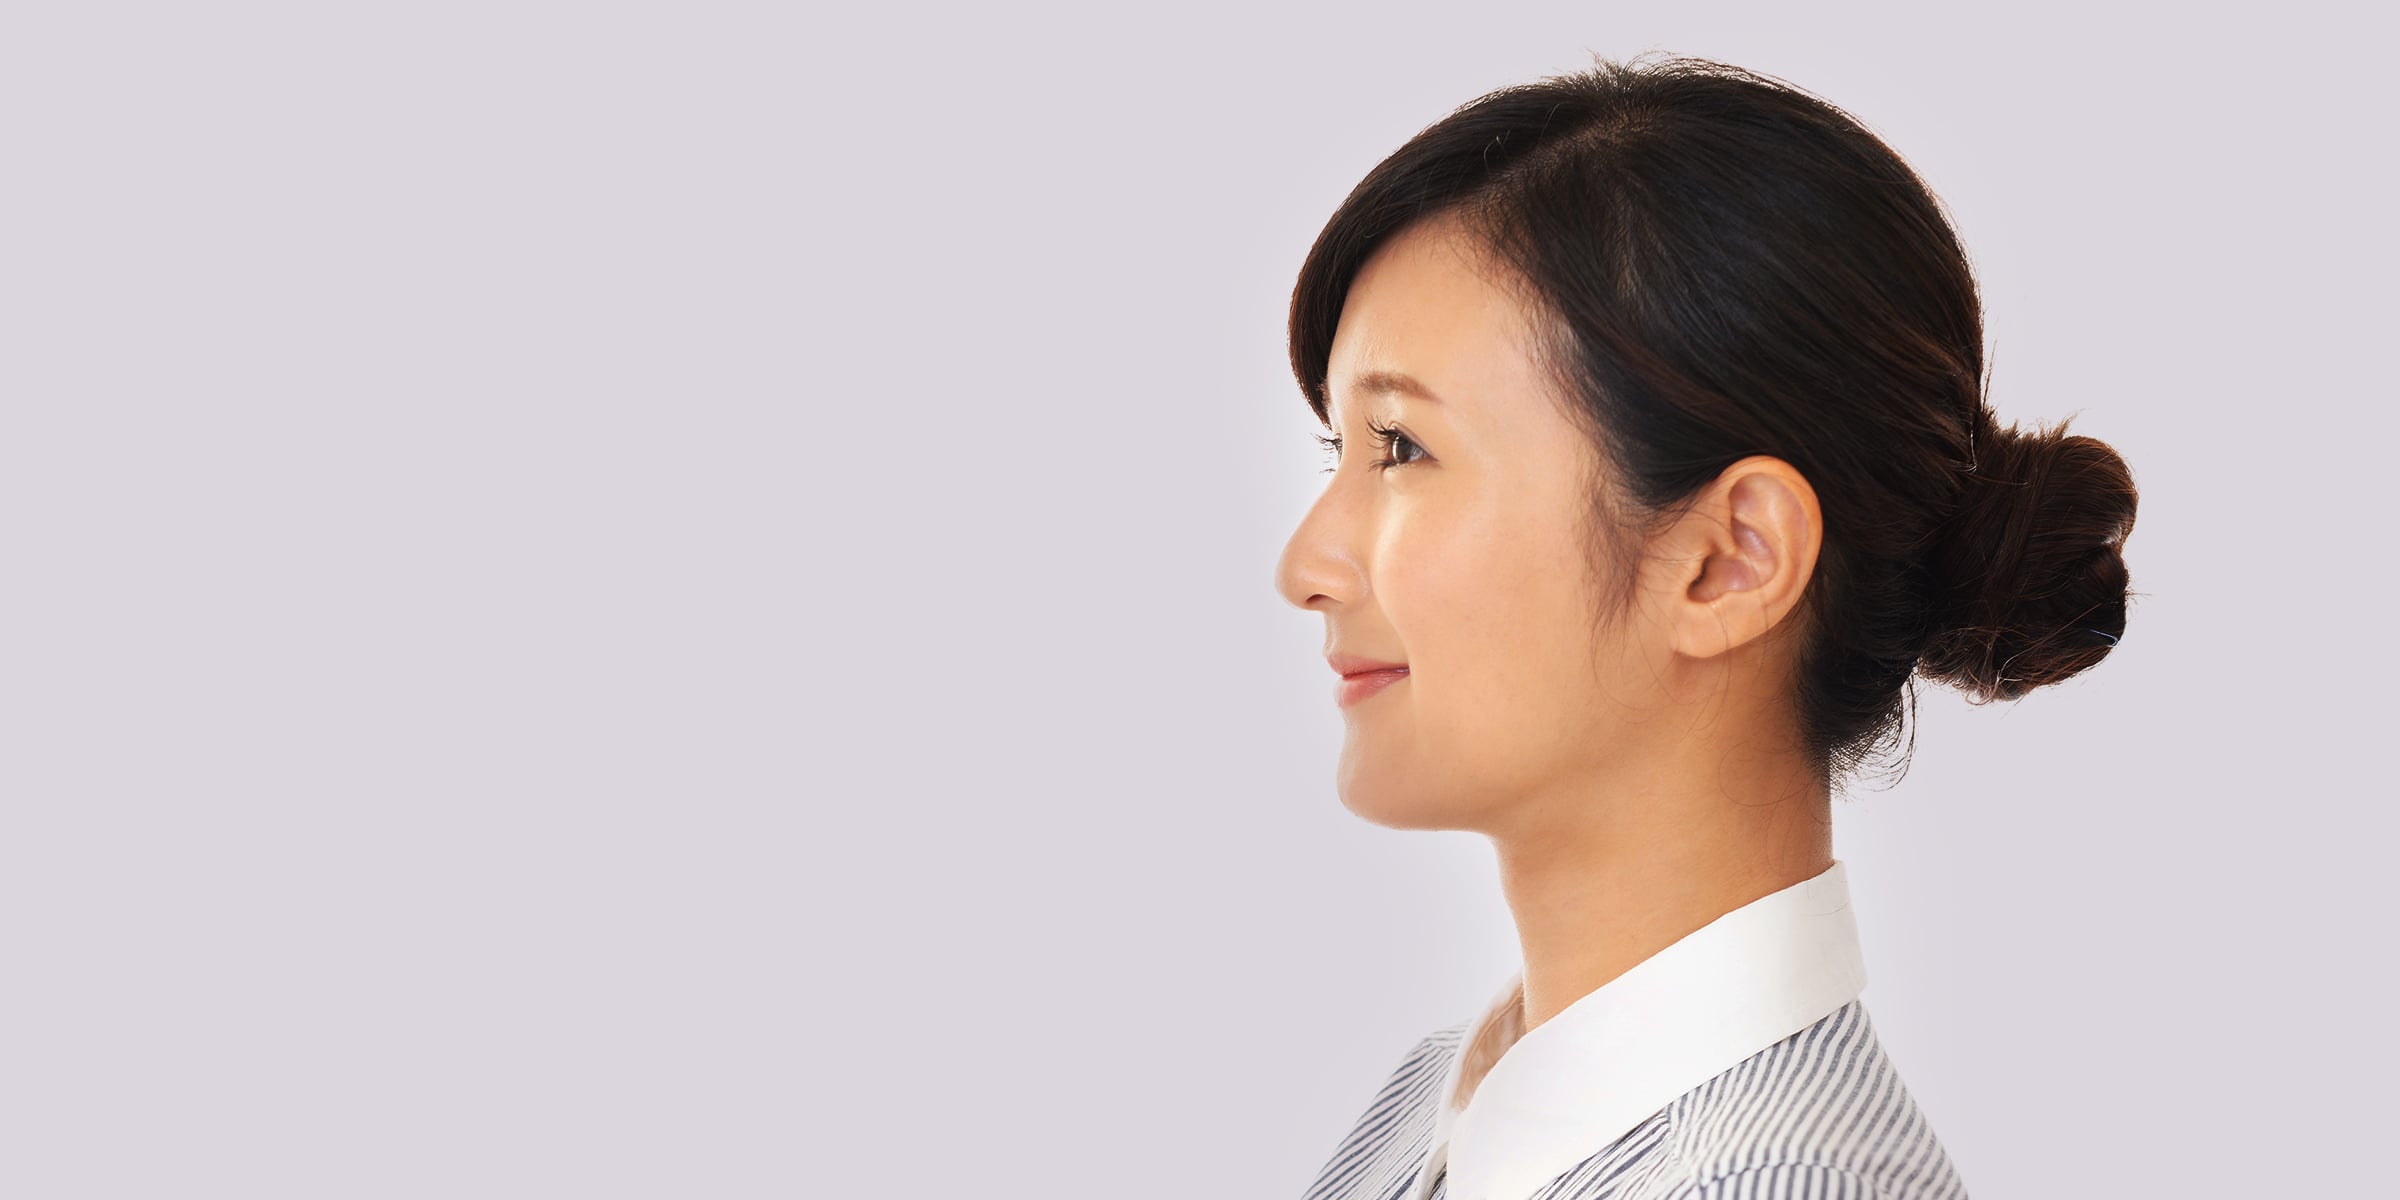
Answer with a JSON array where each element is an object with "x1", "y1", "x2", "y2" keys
[{"x1": 1288, "y1": 53, "x2": 2140, "y2": 789}]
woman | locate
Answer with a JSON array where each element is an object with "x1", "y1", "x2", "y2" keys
[{"x1": 1277, "y1": 56, "x2": 2137, "y2": 1200}]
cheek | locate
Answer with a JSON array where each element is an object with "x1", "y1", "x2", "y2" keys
[
  {"x1": 1379, "y1": 502, "x2": 1600, "y2": 725},
  {"x1": 1343, "y1": 480, "x2": 1623, "y2": 825}
]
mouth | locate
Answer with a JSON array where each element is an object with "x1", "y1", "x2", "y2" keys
[{"x1": 1334, "y1": 666, "x2": 1409, "y2": 708}]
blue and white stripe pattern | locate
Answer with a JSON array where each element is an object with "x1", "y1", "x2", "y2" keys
[{"x1": 1303, "y1": 998, "x2": 1968, "y2": 1200}]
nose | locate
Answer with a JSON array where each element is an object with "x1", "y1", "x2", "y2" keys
[{"x1": 1275, "y1": 480, "x2": 1366, "y2": 613}]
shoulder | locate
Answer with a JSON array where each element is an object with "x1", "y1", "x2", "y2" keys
[
  {"x1": 1403, "y1": 1017, "x2": 1474, "y2": 1068},
  {"x1": 1367, "y1": 1017, "x2": 1472, "y2": 1120},
  {"x1": 1303, "y1": 1019, "x2": 1472, "y2": 1200},
  {"x1": 1651, "y1": 1000, "x2": 1969, "y2": 1200},
  {"x1": 1360, "y1": 1017, "x2": 1472, "y2": 1109}
]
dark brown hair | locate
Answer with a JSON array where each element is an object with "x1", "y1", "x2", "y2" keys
[{"x1": 1288, "y1": 55, "x2": 2139, "y2": 787}]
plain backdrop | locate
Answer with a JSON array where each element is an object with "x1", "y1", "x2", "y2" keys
[{"x1": 1, "y1": 1, "x2": 2391, "y2": 1196}]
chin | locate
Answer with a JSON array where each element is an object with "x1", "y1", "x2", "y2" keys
[{"x1": 1334, "y1": 766, "x2": 1471, "y2": 832}]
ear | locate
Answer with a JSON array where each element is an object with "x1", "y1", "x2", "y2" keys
[{"x1": 1660, "y1": 456, "x2": 1822, "y2": 661}]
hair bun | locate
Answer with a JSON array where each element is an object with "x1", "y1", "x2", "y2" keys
[{"x1": 1917, "y1": 410, "x2": 2138, "y2": 703}]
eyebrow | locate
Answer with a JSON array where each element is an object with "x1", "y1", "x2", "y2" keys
[{"x1": 1339, "y1": 369, "x2": 1446, "y2": 406}]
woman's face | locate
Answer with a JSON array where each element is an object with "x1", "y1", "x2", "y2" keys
[{"x1": 1276, "y1": 215, "x2": 1653, "y2": 835}]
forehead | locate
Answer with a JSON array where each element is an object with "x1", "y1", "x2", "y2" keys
[{"x1": 1324, "y1": 216, "x2": 1549, "y2": 423}]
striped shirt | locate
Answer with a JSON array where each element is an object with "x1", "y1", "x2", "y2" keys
[{"x1": 1303, "y1": 862, "x2": 1967, "y2": 1200}]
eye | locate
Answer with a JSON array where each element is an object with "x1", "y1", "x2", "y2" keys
[
  {"x1": 1314, "y1": 419, "x2": 1428, "y2": 474},
  {"x1": 1363, "y1": 417, "x2": 1426, "y2": 471}
]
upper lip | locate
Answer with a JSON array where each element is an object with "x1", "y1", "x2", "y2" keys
[{"x1": 1328, "y1": 653, "x2": 1409, "y2": 677}]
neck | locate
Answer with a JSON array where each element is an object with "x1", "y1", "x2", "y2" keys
[{"x1": 1490, "y1": 768, "x2": 1834, "y2": 1032}]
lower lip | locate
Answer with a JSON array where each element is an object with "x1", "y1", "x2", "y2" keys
[{"x1": 1335, "y1": 668, "x2": 1409, "y2": 707}]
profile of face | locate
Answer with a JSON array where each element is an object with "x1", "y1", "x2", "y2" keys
[{"x1": 1275, "y1": 214, "x2": 1821, "y2": 837}]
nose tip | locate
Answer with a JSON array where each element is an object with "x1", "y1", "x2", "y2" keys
[
  {"x1": 1276, "y1": 469, "x2": 1360, "y2": 613},
  {"x1": 1274, "y1": 538, "x2": 1313, "y2": 612},
  {"x1": 1275, "y1": 514, "x2": 1336, "y2": 613},
  {"x1": 1276, "y1": 533, "x2": 1346, "y2": 614}
]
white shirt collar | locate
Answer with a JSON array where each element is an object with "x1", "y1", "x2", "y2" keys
[{"x1": 1411, "y1": 859, "x2": 1869, "y2": 1200}]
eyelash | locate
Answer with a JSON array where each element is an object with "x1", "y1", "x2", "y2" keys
[{"x1": 1315, "y1": 418, "x2": 1424, "y2": 474}]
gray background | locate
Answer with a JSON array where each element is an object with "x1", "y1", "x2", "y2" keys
[{"x1": 2, "y1": 1, "x2": 2389, "y2": 1195}]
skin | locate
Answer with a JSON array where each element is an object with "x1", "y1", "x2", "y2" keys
[{"x1": 1274, "y1": 212, "x2": 1837, "y2": 1037}]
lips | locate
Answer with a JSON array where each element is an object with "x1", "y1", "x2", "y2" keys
[
  {"x1": 1327, "y1": 653, "x2": 1408, "y2": 677},
  {"x1": 1333, "y1": 665, "x2": 1409, "y2": 708}
]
